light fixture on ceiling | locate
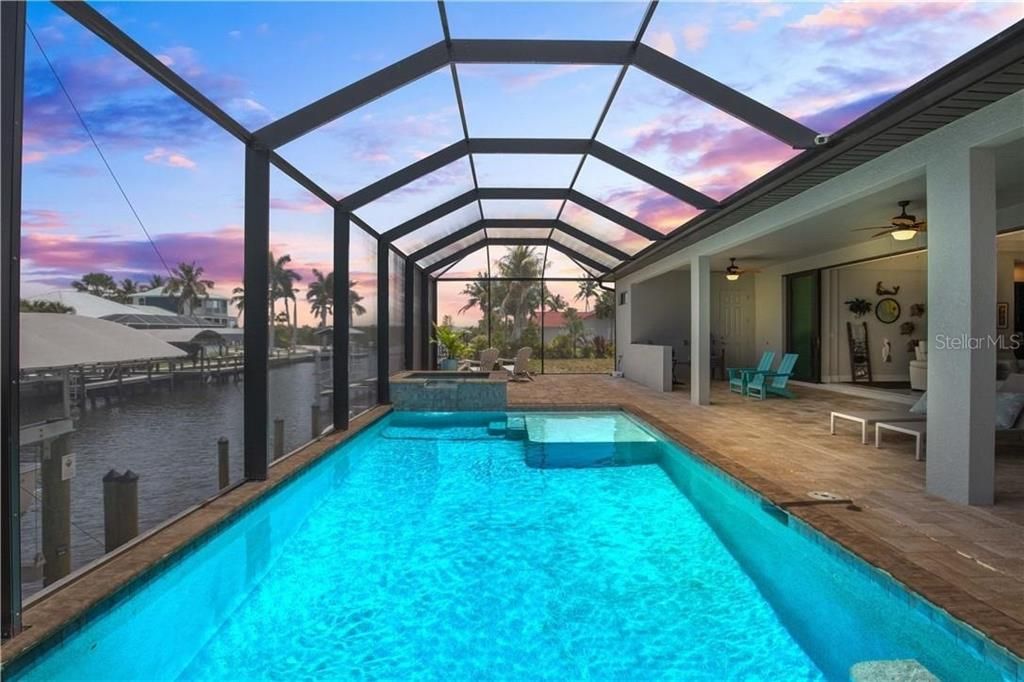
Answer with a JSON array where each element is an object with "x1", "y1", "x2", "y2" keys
[
  {"x1": 853, "y1": 200, "x2": 927, "y2": 241},
  {"x1": 890, "y1": 227, "x2": 920, "y2": 241},
  {"x1": 725, "y1": 258, "x2": 741, "y2": 281}
]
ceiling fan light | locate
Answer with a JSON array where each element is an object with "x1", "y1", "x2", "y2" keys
[
  {"x1": 891, "y1": 229, "x2": 918, "y2": 241},
  {"x1": 725, "y1": 272, "x2": 740, "y2": 281}
]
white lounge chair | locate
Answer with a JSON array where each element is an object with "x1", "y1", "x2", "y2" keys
[
  {"x1": 830, "y1": 409, "x2": 922, "y2": 444},
  {"x1": 875, "y1": 420, "x2": 927, "y2": 460},
  {"x1": 459, "y1": 347, "x2": 499, "y2": 373},
  {"x1": 501, "y1": 347, "x2": 534, "y2": 382}
]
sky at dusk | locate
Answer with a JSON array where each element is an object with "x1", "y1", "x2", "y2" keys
[{"x1": 19, "y1": 0, "x2": 1023, "y2": 325}]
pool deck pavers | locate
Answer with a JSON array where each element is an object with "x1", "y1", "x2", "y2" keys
[
  {"x1": 509, "y1": 376, "x2": 1024, "y2": 661},
  {"x1": 3, "y1": 376, "x2": 1023, "y2": 670}
]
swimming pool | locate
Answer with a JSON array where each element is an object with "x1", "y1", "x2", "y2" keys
[{"x1": 6, "y1": 411, "x2": 1019, "y2": 680}]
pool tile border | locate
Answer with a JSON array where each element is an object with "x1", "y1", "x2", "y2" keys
[
  {"x1": 518, "y1": 401, "x2": 1024, "y2": 675},
  {"x1": 0, "y1": 406, "x2": 393, "y2": 670}
]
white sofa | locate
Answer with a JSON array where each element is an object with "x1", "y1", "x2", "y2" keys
[{"x1": 909, "y1": 341, "x2": 927, "y2": 391}]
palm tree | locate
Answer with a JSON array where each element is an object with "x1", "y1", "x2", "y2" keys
[
  {"x1": 71, "y1": 272, "x2": 118, "y2": 299},
  {"x1": 458, "y1": 276, "x2": 489, "y2": 316},
  {"x1": 494, "y1": 246, "x2": 544, "y2": 340},
  {"x1": 20, "y1": 299, "x2": 74, "y2": 313},
  {"x1": 594, "y1": 289, "x2": 614, "y2": 320},
  {"x1": 349, "y1": 280, "x2": 366, "y2": 327},
  {"x1": 231, "y1": 286, "x2": 246, "y2": 324},
  {"x1": 163, "y1": 262, "x2": 214, "y2": 315},
  {"x1": 116, "y1": 278, "x2": 140, "y2": 303},
  {"x1": 306, "y1": 269, "x2": 334, "y2": 329},
  {"x1": 575, "y1": 280, "x2": 599, "y2": 313},
  {"x1": 544, "y1": 291, "x2": 567, "y2": 312},
  {"x1": 146, "y1": 274, "x2": 165, "y2": 292},
  {"x1": 269, "y1": 252, "x2": 301, "y2": 349},
  {"x1": 563, "y1": 307, "x2": 586, "y2": 359}
]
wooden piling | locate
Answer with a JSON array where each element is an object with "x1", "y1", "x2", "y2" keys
[
  {"x1": 41, "y1": 435, "x2": 71, "y2": 586},
  {"x1": 102, "y1": 469, "x2": 139, "y2": 552},
  {"x1": 311, "y1": 403, "x2": 321, "y2": 439},
  {"x1": 218, "y1": 438, "x2": 229, "y2": 489},
  {"x1": 273, "y1": 418, "x2": 285, "y2": 460}
]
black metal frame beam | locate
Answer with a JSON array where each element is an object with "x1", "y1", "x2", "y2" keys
[
  {"x1": 426, "y1": 238, "x2": 609, "y2": 275},
  {"x1": 632, "y1": 44, "x2": 818, "y2": 149},
  {"x1": 408, "y1": 218, "x2": 627, "y2": 263},
  {"x1": 589, "y1": 142, "x2": 716, "y2": 208},
  {"x1": 243, "y1": 146, "x2": 270, "y2": 480},
  {"x1": 419, "y1": 269, "x2": 431, "y2": 369},
  {"x1": 254, "y1": 38, "x2": 818, "y2": 151},
  {"x1": 386, "y1": 187, "x2": 665, "y2": 244},
  {"x1": 256, "y1": 41, "x2": 450, "y2": 149},
  {"x1": 270, "y1": 152, "x2": 336, "y2": 207},
  {"x1": 333, "y1": 211, "x2": 350, "y2": 430},
  {"x1": 338, "y1": 141, "x2": 465, "y2": 211},
  {"x1": 567, "y1": 190, "x2": 664, "y2": 241},
  {"x1": 338, "y1": 137, "x2": 713, "y2": 213},
  {"x1": 403, "y1": 258, "x2": 415, "y2": 369},
  {"x1": 54, "y1": 1, "x2": 250, "y2": 144},
  {"x1": 386, "y1": 190, "x2": 477, "y2": 242},
  {"x1": 377, "y1": 244, "x2": 390, "y2": 403},
  {"x1": 1, "y1": 0, "x2": 25, "y2": 638}
]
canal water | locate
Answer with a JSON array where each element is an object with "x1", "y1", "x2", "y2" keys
[{"x1": 18, "y1": 360, "x2": 374, "y2": 600}]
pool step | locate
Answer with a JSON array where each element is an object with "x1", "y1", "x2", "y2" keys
[
  {"x1": 505, "y1": 416, "x2": 527, "y2": 440},
  {"x1": 487, "y1": 420, "x2": 507, "y2": 436},
  {"x1": 849, "y1": 660, "x2": 938, "y2": 682}
]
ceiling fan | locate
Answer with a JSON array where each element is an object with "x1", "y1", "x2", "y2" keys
[
  {"x1": 854, "y1": 200, "x2": 927, "y2": 241},
  {"x1": 724, "y1": 258, "x2": 758, "y2": 281}
]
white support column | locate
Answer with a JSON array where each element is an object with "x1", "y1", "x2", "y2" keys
[
  {"x1": 691, "y1": 256, "x2": 711, "y2": 405},
  {"x1": 926, "y1": 146, "x2": 997, "y2": 505}
]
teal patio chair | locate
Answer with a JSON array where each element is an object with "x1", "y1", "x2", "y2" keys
[
  {"x1": 727, "y1": 351, "x2": 775, "y2": 395},
  {"x1": 746, "y1": 353, "x2": 799, "y2": 400}
]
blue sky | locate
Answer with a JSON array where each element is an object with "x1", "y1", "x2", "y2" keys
[{"x1": 19, "y1": 1, "x2": 1023, "y2": 323}]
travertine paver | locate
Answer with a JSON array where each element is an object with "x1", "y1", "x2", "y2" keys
[{"x1": 509, "y1": 375, "x2": 1024, "y2": 658}]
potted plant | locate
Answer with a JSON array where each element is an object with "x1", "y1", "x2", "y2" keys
[
  {"x1": 844, "y1": 298, "x2": 872, "y2": 318},
  {"x1": 432, "y1": 323, "x2": 467, "y2": 370}
]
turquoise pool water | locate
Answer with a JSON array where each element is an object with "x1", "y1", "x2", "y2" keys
[{"x1": 8, "y1": 412, "x2": 1018, "y2": 681}]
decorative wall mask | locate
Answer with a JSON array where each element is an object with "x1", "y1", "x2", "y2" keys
[
  {"x1": 899, "y1": 321, "x2": 915, "y2": 336},
  {"x1": 910, "y1": 303, "x2": 926, "y2": 317},
  {"x1": 876, "y1": 281, "x2": 901, "y2": 295}
]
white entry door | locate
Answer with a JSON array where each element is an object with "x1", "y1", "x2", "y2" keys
[{"x1": 716, "y1": 285, "x2": 755, "y2": 367}]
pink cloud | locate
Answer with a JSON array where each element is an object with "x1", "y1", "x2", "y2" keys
[
  {"x1": 730, "y1": 19, "x2": 758, "y2": 32},
  {"x1": 681, "y1": 24, "x2": 709, "y2": 52},
  {"x1": 500, "y1": 65, "x2": 594, "y2": 91},
  {"x1": 787, "y1": 1, "x2": 1019, "y2": 43},
  {"x1": 144, "y1": 147, "x2": 197, "y2": 169},
  {"x1": 21, "y1": 227, "x2": 245, "y2": 287},
  {"x1": 270, "y1": 194, "x2": 330, "y2": 214},
  {"x1": 22, "y1": 208, "x2": 69, "y2": 230},
  {"x1": 602, "y1": 186, "x2": 701, "y2": 234},
  {"x1": 647, "y1": 30, "x2": 677, "y2": 58}
]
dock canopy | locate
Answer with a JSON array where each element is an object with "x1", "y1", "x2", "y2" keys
[{"x1": 20, "y1": 313, "x2": 187, "y2": 371}]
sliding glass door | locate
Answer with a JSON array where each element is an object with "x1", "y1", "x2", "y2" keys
[{"x1": 785, "y1": 270, "x2": 821, "y2": 382}]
